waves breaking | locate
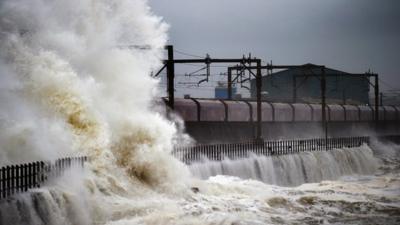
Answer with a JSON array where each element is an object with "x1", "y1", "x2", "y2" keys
[{"x1": 190, "y1": 145, "x2": 379, "y2": 186}]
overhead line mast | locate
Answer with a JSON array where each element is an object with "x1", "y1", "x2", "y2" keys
[
  {"x1": 154, "y1": 45, "x2": 381, "y2": 144},
  {"x1": 155, "y1": 45, "x2": 263, "y2": 141}
]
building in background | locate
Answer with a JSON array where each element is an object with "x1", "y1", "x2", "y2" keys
[
  {"x1": 250, "y1": 64, "x2": 370, "y2": 104},
  {"x1": 215, "y1": 81, "x2": 236, "y2": 99}
]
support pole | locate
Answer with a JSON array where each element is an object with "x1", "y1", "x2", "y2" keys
[
  {"x1": 374, "y1": 74, "x2": 379, "y2": 124},
  {"x1": 166, "y1": 45, "x2": 175, "y2": 109},
  {"x1": 256, "y1": 59, "x2": 263, "y2": 141},
  {"x1": 228, "y1": 67, "x2": 232, "y2": 100},
  {"x1": 342, "y1": 89, "x2": 346, "y2": 104},
  {"x1": 321, "y1": 66, "x2": 328, "y2": 149},
  {"x1": 292, "y1": 76, "x2": 297, "y2": 103}
]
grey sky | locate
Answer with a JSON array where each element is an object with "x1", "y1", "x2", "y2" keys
[{"x1": 149, "y1": 0, "x2": 400, "y2": 97}]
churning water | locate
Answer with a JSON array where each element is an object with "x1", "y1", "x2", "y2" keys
[
  {"x1": 2, "y1": 145, "x2": 400, "y2": 225},
  {"x1": 0, "y1": 0, "x2": 399, "y2": 224},
  {"x1": 190, "y1": 145, "x2": 379, "y2": 186}
]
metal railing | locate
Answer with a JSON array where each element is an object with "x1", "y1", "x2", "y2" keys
[
  {"x1": 0, "y1": 156, "x2": 87, "y2": 199},
  {"x1": 173, "y1": 136, "x2": 370, "y2": 164}
]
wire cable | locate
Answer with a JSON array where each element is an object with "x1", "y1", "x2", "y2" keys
[
  {"x1": 379, "y1": 78, "x2": 399, "y2": 90},
  {"x1": 174, "y1": 49, "x2": 204, "y2": 59}
]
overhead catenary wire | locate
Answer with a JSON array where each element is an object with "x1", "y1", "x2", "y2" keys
[
  {"x1": 173, "y1": 49, "x2": 204, "y2": 59},
  {"x1": 158, "y1": 48, "x2": 269, "y2": 101},
  {"x1": 379, "y1": 78, "x2": 399, "y2": 90},
  {"x1": 178, "y1": 63, "x2": 234, "y2": 68}
]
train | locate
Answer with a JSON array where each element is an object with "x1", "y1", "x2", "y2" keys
[
  {"x1": 161, "y1": 98, "x2": 400, "y2": 143},
  {"x1": 170, "y1": 98, "x2": 399, "y2": 122}
]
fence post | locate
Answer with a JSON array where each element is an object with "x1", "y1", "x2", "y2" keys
[
  {"x1": 199, "y1": 145, "x2": 203, "y2": 161},
  {"x1": 6, "y1": 166, "x2": 11, "y2": 197},
  {"x1": 219, "y1": 144, "x2": 223, "y2": 161},
  {"x1": 33, "y1": 162, "x2": 37, "y2": 188},
  {"x1": 210, "y1": 145, "x2": 214, "y2": 161},
  {"x1": 67, "y1": 158, "x2": 70, "y2": 170},
  {"x1": 15, "y1": 165, "x2": 20, "y2": 194},
  {"x1": 30, "y1": 163, "x2": 35, "y2": 189},
  {"x1": 327, "y1": 138, "x2": 330, "y2": 150},
  {"x1": 311, "y1": 139, "x2": 314, "y2": 151},
  {"x1": 62, "y1": 158, "x2": 65, "y2": 174},
  {"x1": 169, "y1": 135, "x2": 385, "y2": 166},
  {"x1": 214, "y1": 144, "x2": 218, "y2": 161},
  {"x1": 283, "y1": 141, "x2": 286, "y2": 155},
  {"x1": 261, "y1": 141, "x2": 264, "y2": 155},
  {"x1": 210, "y1": 144, "x2": 213, "y2": 161},
  {"x1": 193, "y1": 146, "x2": 196, "y2": 162},
  {"x1": 11, "y1": 165, "x2": 15, "y2": 195},
  {"x1": 242, "y1": 143, "x2": 246, "y2": 158},
  {"x1": 286, "y1": 140, "x2": 290, "y2": 155},
  {"x1": 218, "y1": 144, "x2": 222, "y2": 160},
  {"x1": 204, "y1": 145, "x2": 207, "y2": 162},
  {"x1": 39, "y1": 162, "x2": 44, "y2": 187},
  {"x1": 234, "y1": 143, "x2": 237, "y2": 159},
  {"x1": 211, "y1": 145, "x2": 215, "y2": 161},
  {"x1": 307, "y1": 139, "x2": 310, "y2": 151},
  {"x1": 232, "y1": 143, "x2": 236, "y2": 159},
  {"x1": 189, "y1": 146, "x2": 197, "y2": 163}
]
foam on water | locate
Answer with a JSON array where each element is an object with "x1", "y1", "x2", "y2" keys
[{"x1": 190, "y1": 145, "x2": 379, "y2": 186}]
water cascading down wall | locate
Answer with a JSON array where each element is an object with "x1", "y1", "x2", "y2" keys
[{"x1": 188, "y1": 145, "x2": 379, "y2": 186}]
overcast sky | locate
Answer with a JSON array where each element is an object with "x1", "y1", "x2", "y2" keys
[{"x1": 149, "y1": 0, "x2": 400, "y2": 96}]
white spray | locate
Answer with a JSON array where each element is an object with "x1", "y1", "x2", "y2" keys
[
  {"x1": 0, "y1": 0, "x2": 192, "y2": 224},
  {"x1": 189, "y1": 145, "x2": 379, "y2": 186}
]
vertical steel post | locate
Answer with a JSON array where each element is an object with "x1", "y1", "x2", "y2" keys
[
  {"x1": 292, "y1": 76, "x2": 297, "y2": 103},
  {"x1": 166, "y1": 45, "x2": 175, "y2": 109},
  {"x1": 374, "y1": 74, "x2": 379, "y2": 124},
  {"x1": 228, "y1": 67, "x2": 232, "y2": 100},
  {"x1": 256, "y1": 59, "x2": 263, "y2": 141},
  {"x1": 2, "y1": 167, "x2": 6, "y2": 198},
  {"x1": 321, "y1": 66, "x2": 328, "y2": 149}
]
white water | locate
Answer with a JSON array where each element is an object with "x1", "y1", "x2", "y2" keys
[
  {"x1": 0, "y1": 0, "x2": 192, "y2": 224},
  {"x1": 0, "y1": 0, "x2": 399, "y2": 224},
  {"x1": 190, "y1": 145, "x2": 379, "y2": 186}
]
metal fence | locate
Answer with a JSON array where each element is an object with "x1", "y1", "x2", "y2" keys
[
  {"x1": 0, "y1": 156, "x2": 87, "y2": 199},
  {"x1": 173, "y1": 136, "x2": 370, "y2": 164}
]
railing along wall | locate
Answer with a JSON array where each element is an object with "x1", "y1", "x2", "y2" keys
[
  {"x1": 173, "y1": 136, "x2": 369, "y2": 164},
  {"x1": 0, "y1": 156, "x2": 88, "y2": 200}
]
